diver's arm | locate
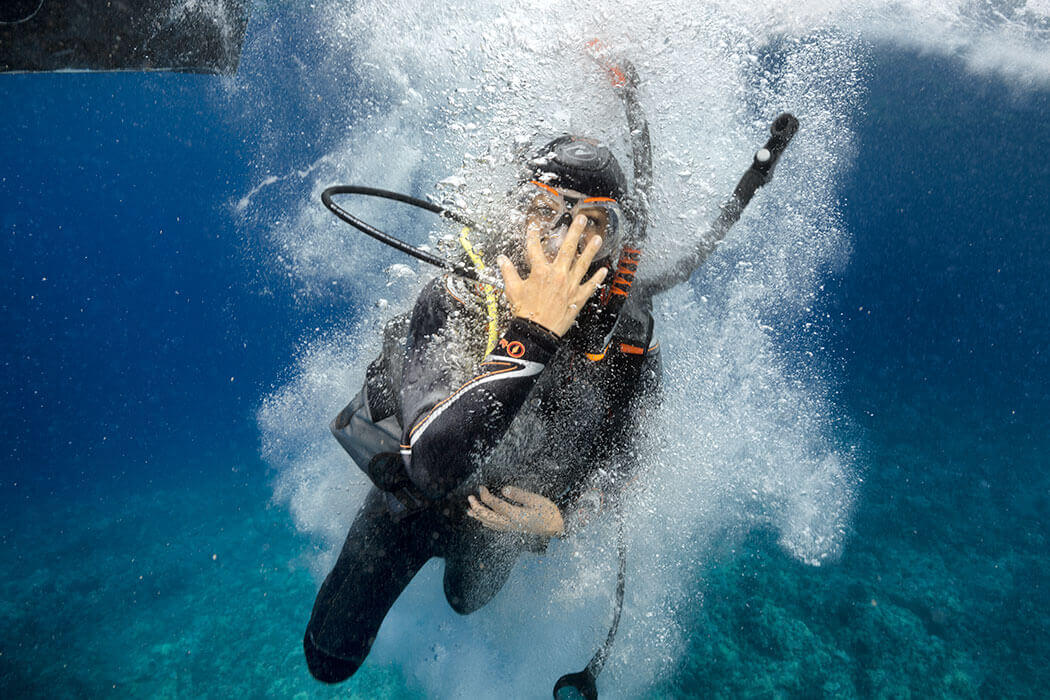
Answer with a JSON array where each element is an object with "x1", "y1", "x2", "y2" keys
[
  {"x1": 588, "y1": 44, "x2": 653, "y2": 231},
  {"x1": 403, "y1": 218, "x2": 606, "y2": 499},
  {"x1": 641, "y1": 113, "x2": 800, "y2": 296},
  {"x1": 617, "y1": 60, "x2": 654, "y2": 237},
  {"x1": 636, "y1": 212, "x2": 734, "y2": 297},
  {"x1": 466, "y1": 485, "x2": 565, "y2": 538},
  {"x1": 400, "y1": 286, "x2": 562, "y2": 499}
]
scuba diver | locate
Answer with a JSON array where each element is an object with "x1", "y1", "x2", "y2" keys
[
  {"x1": 305, "y1": 132, "x2": 662, "y2": 683},
  {"x1": 304, "y1": 52, "x2": 797, "y2": 697}
]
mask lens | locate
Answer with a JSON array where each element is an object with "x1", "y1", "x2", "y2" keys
[
  {"x1": 574, "y1": 201, "x2": 622, "y2": 254},
  {"x1": 576, "y1": 205, "x2": 610, "y2": 236},
  {"x1": 521, "y1": 184, "x2": 625, "y2": 260},
  {"x1": 525, "y1": 193, "x2": 564, "y2": 227}
]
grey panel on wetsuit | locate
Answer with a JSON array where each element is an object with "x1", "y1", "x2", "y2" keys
[
  {"x1": 0, "y1": 0, "x2": 250, "y2": 75},
  {"x1": 331, "y1": 389, "x2": 405, "y2": 491},
  {"x1": 330, "y1": 387, "x2": 429, "y2": 521},
  {"x1": 330, "y1": 312, "x2": 411, "y2": 493}
]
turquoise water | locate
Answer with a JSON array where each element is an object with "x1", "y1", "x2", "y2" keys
[{"x1": 4, "y1": 2, "x2": 1050, "y2": 697}]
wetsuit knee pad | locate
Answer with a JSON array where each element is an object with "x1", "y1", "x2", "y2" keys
[
  {"x1": 303, "y1": 630, "x2": 363, "y2": 684},
  {"x1": 443, "y1": 556, "x2": 515, "y2": 615},
  {"x1": 443, "y1": 566, "x2": 483, "y2": 615},
  {"x1": 444, "y1": 586, "x2": 481, "y2": 616}
]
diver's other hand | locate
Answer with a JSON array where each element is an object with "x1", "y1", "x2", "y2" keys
[
  {"x1": 466, "y1": 485, "x2": 565, "y2": 538},
  {"x1": 498, "y1": 213, "x2": 608, "y2": 337}
]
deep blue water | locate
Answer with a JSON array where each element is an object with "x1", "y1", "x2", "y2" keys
[
  {"x1": 831, "y1": 54, "x2": 1050, "y2": 422},
  {"x1": 2, "y1": 23, "x2": 1049, "y2": 700}
]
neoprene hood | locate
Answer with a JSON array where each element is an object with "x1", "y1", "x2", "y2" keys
[{"x1": 523, "y1": 135, "x2": 629, "y2": 203}]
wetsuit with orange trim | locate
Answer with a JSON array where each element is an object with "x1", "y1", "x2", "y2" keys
[{"x1": 303, "y1": 273, "x2": 660, "y2": 684}]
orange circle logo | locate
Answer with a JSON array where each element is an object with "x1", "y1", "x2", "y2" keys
[{"x1": 507, "y1": 341, "x2": 525, "y2": 358}]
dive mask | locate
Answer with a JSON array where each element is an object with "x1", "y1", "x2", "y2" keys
[{"x1": 519, "y1": 180, "x2": 625, "y2": 264}]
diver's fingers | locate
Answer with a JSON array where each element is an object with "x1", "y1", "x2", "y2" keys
[
  {"x1": 468, "y1": 494, "x2": 499, "y2": 518},
  {"x1": 553, "y1": 214, "x2": 587, "y2": 270},
  {"x1": 468, "y1": 507, "x2": 512, "y2": 532},
  {"x1": 497, "y1": 255, "x2": 522, "y2": 291},
  {"x1": 524, "y1": 221, "x2": 546, "y2": 270},
  {"x1": 501, "y1": 486, "x2": 548, "y2": 508},
  {"x1": 467, "y1": 496, "x2": 513, "y2": 531},
  {"x1": 571, "y1": 233, "x2": 603, "y2": 281},
  {"x1": 479, "y1": 485, "x2": 526, "y2": 520},
  {"x1": 574, "y1": 266, "x2": 610, "y2": 305}
]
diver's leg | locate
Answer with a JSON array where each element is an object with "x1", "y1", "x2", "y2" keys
[
  {"x1": 303, "y1": 488, "x2": 434, "y2": 683},
  {"x1": 442, "y1": 522, "x2": 520, "y2": 615}
]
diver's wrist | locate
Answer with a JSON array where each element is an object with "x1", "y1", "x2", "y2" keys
[
  {"x1": 492, "y1": 318, "x2": 564, "y2": 363},
  {"x1": 511, "y1": 317, "x2": 564, "y2": 345}
]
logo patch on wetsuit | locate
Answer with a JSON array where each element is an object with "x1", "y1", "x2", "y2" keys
[{"x1": 498, "y1": 337, "x2": 526, "y2": 358}]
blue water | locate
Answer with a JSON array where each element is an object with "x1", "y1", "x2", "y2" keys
[{"x1": 3, "y1": 7, "x2": 1049, "y2": 698}]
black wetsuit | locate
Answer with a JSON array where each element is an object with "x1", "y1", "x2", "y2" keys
[{"x1": 304, "y1": 274, "x2": 661, "y2": 683}]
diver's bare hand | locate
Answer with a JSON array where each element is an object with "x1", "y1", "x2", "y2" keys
[
  {"x1": 466, "y1": 485, "x2": 564, "y2": 538},
  {"x1": 497, "y1": 214, "x2": 608, "y2": 337}
]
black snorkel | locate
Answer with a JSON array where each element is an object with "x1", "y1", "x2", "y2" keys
[
  {"x1": 551, "y1": 113, "x2": 800, "y2": 700},
  {"x1": 553, "y1": 115, "x2": 800, "y2": 700}
]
